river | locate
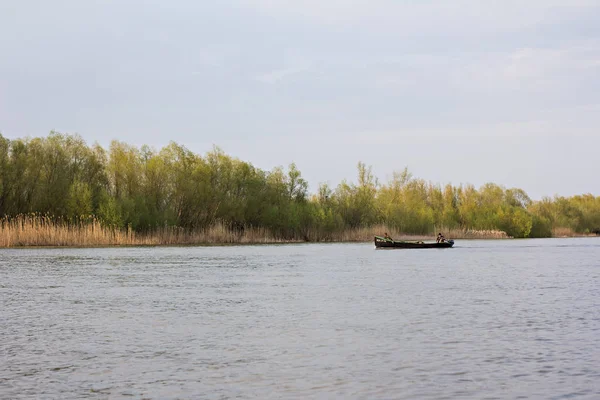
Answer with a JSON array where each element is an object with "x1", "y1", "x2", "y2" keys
[{"x1": 1, "y1": 238, "x2": 599, "y2": 399}]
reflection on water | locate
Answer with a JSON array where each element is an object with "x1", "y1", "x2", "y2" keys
[{"x1": 1, "y1": 238, "x2": 600, "y2": 399}]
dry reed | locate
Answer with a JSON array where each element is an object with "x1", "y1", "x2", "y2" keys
[
  {"x1": 551, "y1": 227, "x2": 576, "y2": 238},
  {"x1": 441, "y1": 228, "x2": 511, "y2": 239},
  {"x1": 0, "y1": 215, "x2": 293, "y2": 247},
  {"x1": 0, "y1": 215, "x2": 512, "y2": 248},
  {"x1": 317, "y1": 224, "x2": 433, "y2": 242},
  {"x1": 551, "y1": 227, "x2": 598, "y2": 238}
]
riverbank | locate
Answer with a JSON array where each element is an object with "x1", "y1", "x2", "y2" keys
[
  {"x1": 0, "y1": 217, "x2": 516, "y2": 247},
  {"x1": 3, "y1": 215, "x2": 596, "y2": 248}
]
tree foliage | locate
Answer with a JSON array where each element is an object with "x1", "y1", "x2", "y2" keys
[{"x1": 0, "y1": 132, "x2": 599, "y2": 239}]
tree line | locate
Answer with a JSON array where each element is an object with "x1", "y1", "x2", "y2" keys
[{"x1": 1, "y1": 132, "x2": 599, "y2": 239}]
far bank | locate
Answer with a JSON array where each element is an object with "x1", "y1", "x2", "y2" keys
[{"x1": 2, "y1": 217, "x2": 596, "y2": 248}]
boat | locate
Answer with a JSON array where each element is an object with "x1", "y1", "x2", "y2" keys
[{"x1": 374, "y1": 236, "x2": 454, "y2": 249}]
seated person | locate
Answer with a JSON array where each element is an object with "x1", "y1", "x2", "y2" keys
[
  {"x1": 383, "y1": 232, "x2": 393, "y2": 241},
  {"x1": 436, "y1": 233, "x2": 445, "y2": 243}
]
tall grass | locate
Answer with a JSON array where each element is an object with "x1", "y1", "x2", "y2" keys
[
  {"x1": 442, "y1": 228, "x2": 511, "y2": 239},
  {"x1": 0, "y1": 215, "x2": 515, "y2": 247},
  {"x1": 550, "y1": 227, "x2": 599, "y2": 238},
  {"x1": 0, "y1": 215, "x2": 292, "y2": 247},
  {"x1": 318, "y1": 225, "x2": 432, "y2": 242}
]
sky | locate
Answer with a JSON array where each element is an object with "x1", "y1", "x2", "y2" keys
[{"x1": 1, "y1": 0, "x2": 599, "y2": 199}]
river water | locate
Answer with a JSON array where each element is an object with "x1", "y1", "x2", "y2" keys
[{"x1": 1, "y1": 238, "x2": 599, "y2": 399}]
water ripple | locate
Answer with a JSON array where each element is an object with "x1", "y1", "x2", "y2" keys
[{"x1": 1, "y1": 239, "x2": 600, "y2": 399}]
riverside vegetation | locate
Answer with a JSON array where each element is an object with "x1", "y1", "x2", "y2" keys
[{"x1": 1, "y1": 132, "x2": 599, "y2": 246}]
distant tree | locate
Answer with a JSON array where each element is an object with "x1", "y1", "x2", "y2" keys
[
  {"x1": 1, "y1": 131, "x2": 598, "y2": 239},
  {"x1": 67, "y1": 180, "x2": 93, "y2": 220}
]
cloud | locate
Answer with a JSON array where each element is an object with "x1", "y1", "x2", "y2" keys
[
  {"x1": 255, "y1": 65, "x2": 312, "y2": 84},
  {"x1": 239, "y1": 0, "x2": 599, "y2": 34},
  {"x1": 504, "y1": 42, "x2": 600, "y2": 78},
  {"x1": 439, "y1": 39, "x2": 600, "y2": 94}
]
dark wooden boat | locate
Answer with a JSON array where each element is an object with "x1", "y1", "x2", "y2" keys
[{"x1": 374, "y1": 236, "x2": 454, "y2": 249}]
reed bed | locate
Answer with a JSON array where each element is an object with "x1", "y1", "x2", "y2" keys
[
  {"x1": 551, "y1": 227, "x2": 576, "y2": 238},
  {"x1": 0, "y1": 215, "x2": 292, "y2": 247},
  {"x1": 307, "y1": 225, "x2": 511, "y2": 242},
  {"x1": 1, "y1": 215, "x2": 513, "y2": 248},
  {"x1": 317, "y1": 224, "x2": 432, "y2": 242},
  {"x1": 551, "y1": 227, "x2": 599, "y2": 238},
  {"x1": 442, "y1": 228, "x2": 511, "y2": 239}
]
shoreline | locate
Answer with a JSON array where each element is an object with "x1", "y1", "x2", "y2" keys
[
  {"x1": 2, "y1": 216, "x2": 597, "y2": 248},
  {"x1": 0, "y1": 219, "x2": 512, "y2": 248},
  {"x1": 1, "y1": 235, "x2": 598, "y2": 249}
]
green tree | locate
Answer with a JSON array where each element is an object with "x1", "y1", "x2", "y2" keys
[{"x1": 67, "y1": 180, "x2": 93, "y2": 220}]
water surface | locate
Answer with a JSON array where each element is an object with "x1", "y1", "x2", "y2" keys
[{"x1": 1, "y1": 239, "x2": 599, "y2": 399}]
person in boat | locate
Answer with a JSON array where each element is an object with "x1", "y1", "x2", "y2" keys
[
  {"x1": 383, "y1": 232, "x2": 393, "y2": 241},
  {"x1": 436, "y1": 233, "x2": 445, "y2": 243}
]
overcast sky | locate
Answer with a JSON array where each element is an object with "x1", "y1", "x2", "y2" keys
[{"x1": 1, "y1": 0, "x2": 599, "y2": 199}]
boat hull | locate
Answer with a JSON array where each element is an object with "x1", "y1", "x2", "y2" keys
[{"x1": 374, "y1": 236, "x2": 454, "y2": 249}]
